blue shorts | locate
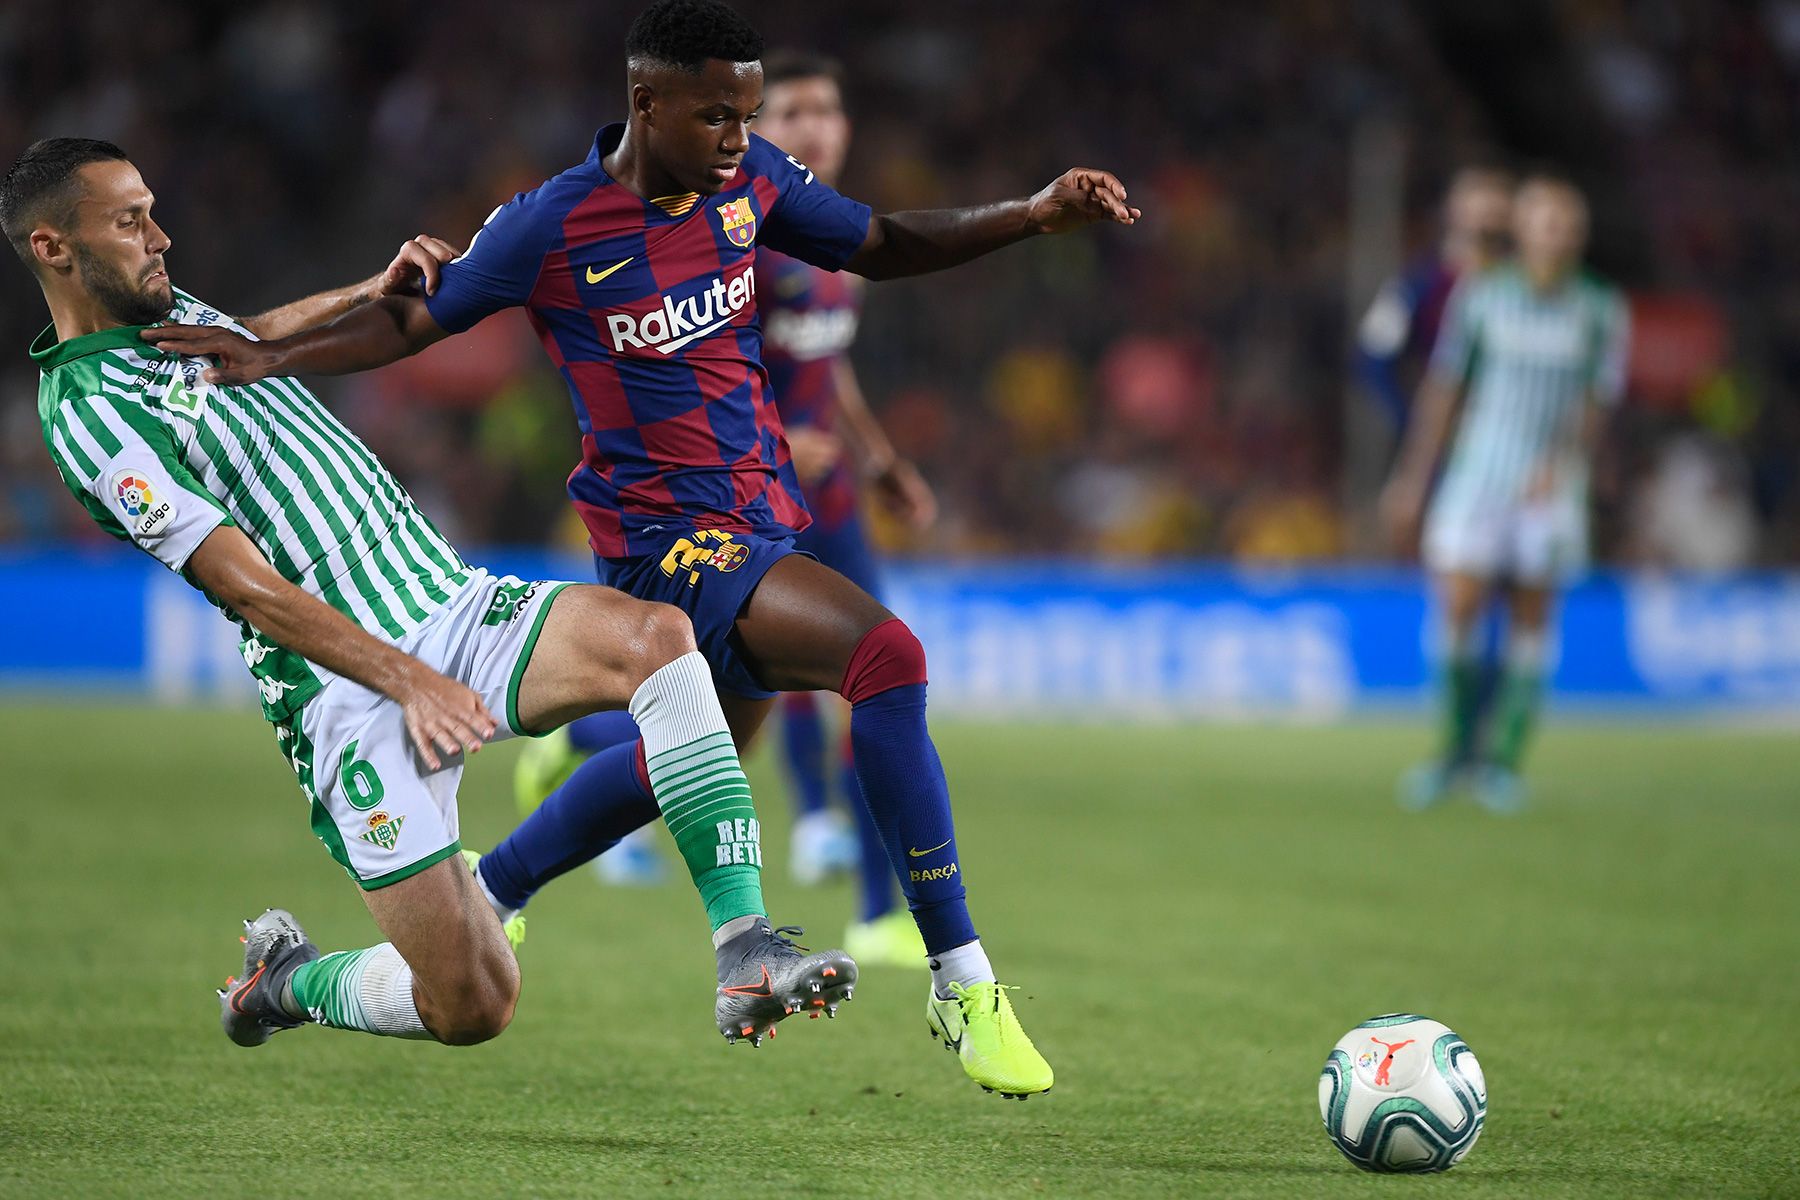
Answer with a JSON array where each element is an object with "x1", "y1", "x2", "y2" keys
[
  {"x1": 792, "y1": 509, "x2": 883, "y2": 601},
  {"x1": 595, "y1": 530, "x2": 800, "y2": 700}
]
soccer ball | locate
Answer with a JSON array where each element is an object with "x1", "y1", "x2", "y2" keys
[{"x1": 1318, "y1": 1013, "x2": 1487, "y2": 1173}]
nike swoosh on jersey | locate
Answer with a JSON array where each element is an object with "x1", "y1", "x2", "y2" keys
[
  {"x1": 908, "y1": 838, "x2": 953, "y2": 858},
  {"x1": 585, "y1": 257, "x2": 634, "y2": 284}
]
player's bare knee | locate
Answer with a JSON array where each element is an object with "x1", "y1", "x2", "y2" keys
[
  {"x1": 434, "y1": 955, "x2": 519, "y2": 1046},
  {"x1": 623, "y1": 601, "x2": 697, "y2": 686}
]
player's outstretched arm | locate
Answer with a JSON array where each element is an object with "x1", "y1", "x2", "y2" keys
[
  {"x1": 239, "y1": 236, "x2": 461, "y2": 342},
  {"x1": 143, "y1": 292, "x2": 449, "y2": 387},
  {"x1": 186, "y1": 526, "x2": 496, "y2": 768},
  {"x1": 845, "y1": 168, "x2": 1139, "y2": 281}
]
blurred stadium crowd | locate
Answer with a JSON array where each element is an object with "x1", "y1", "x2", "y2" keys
[{"x1": 2, "y1": 0, "x2": 1797, "y2": 564}]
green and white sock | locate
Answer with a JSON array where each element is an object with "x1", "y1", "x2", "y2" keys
[
  {"x1": 1437, "y1": 626, "x2": 1483, "y2": 766},
  {"x1": 629, "y1": 651, "x2": 766, "y2": 932},
  {"x1": 287, "y1": 944, "x2": 431, "y2": 1039},
  {"x1": 1490, "y1": 630, "x2": 1548, "y2": 770}
]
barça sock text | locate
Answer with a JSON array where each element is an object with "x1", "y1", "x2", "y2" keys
[
  {"x1": 841, "y1": 619, "x2": 977, "y2": 955},
  {"x1": 632, "y1": 652, "x2": 766, "y2": 931},
  {"x1": 481, "y1": 741, "x2": 659, "y2": 912},
  {"x1": 287, "y1": 944, "x2": 430, "y2": 1039},
  {"x1": 779, "y1": 692, "x2": 831, "y2": 816}
]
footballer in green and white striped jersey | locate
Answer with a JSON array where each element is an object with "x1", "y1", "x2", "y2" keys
[
  {"x1": 1386, "y1": 174, "x2": 1630, "y2": 813},
  {"x1": 34, "y1": 288, "x2": 470, "y2": 721},
  {"x1": 1425, "y1": 262, "x2": 1629, "y2": 546}
]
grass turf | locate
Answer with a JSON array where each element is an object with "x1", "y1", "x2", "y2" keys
[{"x1": 0, "y1": 705, "x2": 1795, "y2": 1198}]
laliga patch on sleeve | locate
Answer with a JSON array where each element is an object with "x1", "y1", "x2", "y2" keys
[{"x1": 111, "y1": 467, "x2": 176, "y2": 539}]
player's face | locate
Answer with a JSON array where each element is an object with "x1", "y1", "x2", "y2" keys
[
  {"x1": 1514, "y1": 183, "x2": 1588, "y2": 271},
  {"x1": 1448, "y1": 181, "x2": 1512, "y2": 268},
  {"x1": 66, "y1": 160, "x2": 175, "y2": 325},
  {"x1": 646, "y1": 58, "x2": 765, "y2": 195},
  {"x1": 757, "y1": 77, "x2": 849, "y2": 184}
]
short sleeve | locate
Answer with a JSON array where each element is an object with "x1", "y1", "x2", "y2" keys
[
  {"x1": 754, "y1": 136, "x2": 872, "y2": 270},
  {"x1": 1590, "y1": 290, "x2": 1631, "y2": 407},
  {"x1": 424, "y1": 191, "x2": 556, "y2": 334},
  {"x1": 44, "y1": 393, "x2": 232, "y2": 571},
  {"x1": 1427, "y1": 278, "x2": 1481, "y2": 384},
  {"x1": 1357, "y1": 279, "x2": 1416, "y2": 358}
]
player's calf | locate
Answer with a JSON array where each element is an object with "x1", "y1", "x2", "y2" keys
[
  {"x1": 362, "y1": 855, "x2": 519, "y2": 1044},
  {"x1": 218, "y1": 864, "x2": 521, "y2": 1049}
]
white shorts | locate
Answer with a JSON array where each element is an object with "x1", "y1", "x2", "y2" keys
[
  {"x1": 274, "y1": 570, "x2": 575, "y2": 890},
  {"x1": 1423, "y1": 495, "x2": 1588, "y2": 585}
]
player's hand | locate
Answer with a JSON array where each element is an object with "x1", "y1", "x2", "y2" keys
[
  {"x1": 139, "y1": 325, "x2": 279, "y2": 386},
  {"x1": 378, "y1": 234, "x2": 461, "y2": 298},
  {"x1": 1026, "y1": 168, "x2": 1141, "y2": 234},
  {"x1": 787, "y1": 428, "x2": 844, "y2": 483},
  {"x1": 873, "y1": 458, "x2": 938, "y2": 530},
  {"x1": 394, "y1": 662, "x2": 498, "y2": 771},
  {"x1": 1378, "y1": 475, "x2": 1428, "y2": 557}
]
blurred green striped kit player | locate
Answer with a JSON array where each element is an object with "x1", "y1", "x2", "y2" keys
[{"x1": 1383, "y1": 175, "x2": 1629, "y2": 811}]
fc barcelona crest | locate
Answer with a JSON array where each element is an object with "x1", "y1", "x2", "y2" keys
[
  {"x1": 715, "y1": 198, "x2": 756, "y2": 248},
  {"x1": 707, "y1": 542, "x2": 750, "y2": 573}
]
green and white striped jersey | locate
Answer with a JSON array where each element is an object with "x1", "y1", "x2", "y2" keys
[
  {"x1": 33, "y1": 290, "x2": 470, "y2": 721},
  {"x1": 1429, "y1": 264, "x2": 1629, "y2": 515}
]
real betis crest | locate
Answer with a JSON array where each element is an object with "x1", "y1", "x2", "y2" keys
[{"x1": 359, "y1": 811, "x2": 405, "y2": 851}]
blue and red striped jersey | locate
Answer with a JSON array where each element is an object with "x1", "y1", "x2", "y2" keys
[
  {"x1": 426, "y1": 123, "x2": 872, "y2": 557},
  {"x1": 756, "y1": 249, "x2": 863, "y2": 530}
]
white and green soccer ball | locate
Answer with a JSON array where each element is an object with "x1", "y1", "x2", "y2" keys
[{"x1": 1318, "y1": 1013, "x2": 1487, "y2": 1173}]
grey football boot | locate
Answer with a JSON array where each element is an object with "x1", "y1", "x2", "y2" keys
[
  {"x1": 715, "y1": 921, "x2": 857, "y2": 1047},
  {"x1": 218, "y1": 908, "x2": 319, "y2": 1047}
]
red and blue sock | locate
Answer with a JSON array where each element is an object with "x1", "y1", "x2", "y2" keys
[
  {"x1": 480, "y1": 740, "x2": 659, "y2": 912},
  {"x1": 841, "y1": 618, "x2": 976, "y2": 954},
  {"x1": 565, "y1": 709, "x2": 640, "y2": 754},
  {"x1": 842, "y1": 736, "x2": 898, "y2": 923},
  {"x1": 779, "y1": 692, "x2": 831, "y2": 817}
]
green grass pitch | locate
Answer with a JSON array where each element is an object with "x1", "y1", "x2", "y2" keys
[{"x1": 1, "y1": 705, "x2": 1795, "y2": 1198}]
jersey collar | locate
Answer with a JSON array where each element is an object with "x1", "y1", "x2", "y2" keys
[
  {"x1": 588, "y1": 122, "x2": 706, "y2": 220},
  {"x1": 28, "y1": 323, "x2": 164, "y2": 371},
  {"x1": 589, "y1": 122, "x2": 627, "y2": 168}
]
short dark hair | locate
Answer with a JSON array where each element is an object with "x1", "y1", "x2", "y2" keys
[
  {"x1": 762, "y1": 49, "x2": 843, "y2": 90},
  {"x1": 625, "y1": 0, "x2": 763, "y2": 74},
  {"x1": 1, "y1": 138, "x2": 128, "y2": 268}
]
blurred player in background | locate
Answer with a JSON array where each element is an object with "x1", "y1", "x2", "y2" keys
[
  {"x1": 1357, "y1": 167, "x2": 1514, "y2": 429},
  {"x1": 756, "y1": 49, "x2": 936, "y2": 962},
  {"x1": 5, "y1": 138, "x2": 847, "y2": 1054},
  {"x1": 151, "y1": 0, "x2": 1140, "y2": 1097},
  {"x1": 1381, "y1": 175, "x2": 1629, "y2": 812}
]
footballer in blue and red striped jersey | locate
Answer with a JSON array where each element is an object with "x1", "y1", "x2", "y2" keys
[
  {"x1": 1356, "y1": 167, "x2": 1514, "y2": 427},
  {"x1": 423, "y1": 121, "x2": 870, "y2": 560},
  {"x1": 165, "y1": 0, "x2": 1141, "y2": 1099},
  {"x1": 759, "y1": 250, "x2": 863, "y2": 533}
]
